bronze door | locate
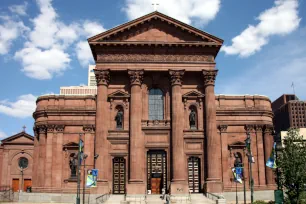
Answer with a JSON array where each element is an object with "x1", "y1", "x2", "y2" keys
[
  {"x1": 147, "y1": 151, "x2": 167, "y2": 194},
  {"x1": 113, "y1": 157, "x2": 126, "y2": 194},
  {"x1": 188, "y1": 157, "x2": 200, "y2": 193}
]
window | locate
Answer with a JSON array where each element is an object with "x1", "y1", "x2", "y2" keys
[
  {"x1": 19, "y1": 157, "x2": 28, "y2": 169},
  {"x1": 149, "y1": 88, "x2": 164, "y2": 120}
]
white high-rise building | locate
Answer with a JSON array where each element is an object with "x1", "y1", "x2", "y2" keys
[{"x1": 88, "y1": 65, "x2": 96, "y2": 86}]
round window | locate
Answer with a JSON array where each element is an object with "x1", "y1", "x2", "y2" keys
[{"x1": 19, "y1": 157, "x2": 28, "y2": 169}]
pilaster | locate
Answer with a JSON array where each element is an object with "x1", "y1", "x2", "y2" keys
[
  {"x1": 32, "y1": 129, "x2": 39, "y2": 188},
  {"x1": 255, "y1": 125, "x2": 266, "y2": 187},
  {"x1": 83, "y1": 125, "x2": 95, "y2": 169},
  {"x1": 53, "y1": 125, "x2": 64, "y2": 189},
  {"x1": 45, "y1": 125, "x2": 55, "y2": 188},
  {"x1": 218, "y1": 125, "x2": 229, "y2": 188},
  {"x1": 37, "y1": 125, "x2": 47, "y2": 187}
]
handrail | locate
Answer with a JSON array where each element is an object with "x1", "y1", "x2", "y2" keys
[
  {"x1": 96, "y1": 193, "x2": 110, "y2": 204},
  {"x1": 0, "y1": 186, "x2": 14, "y2": 202},
  {"x1": 206, "y1": 192, "x2": 224, "y2": 200}
]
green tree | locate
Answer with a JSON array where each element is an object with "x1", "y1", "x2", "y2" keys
[{"x1": 278, "y1": 128, "x2": 306, "y2": 204}]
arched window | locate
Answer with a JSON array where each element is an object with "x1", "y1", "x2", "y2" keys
[{"x1": 149, "y1": 88, "x2": 164, "y2": 120}]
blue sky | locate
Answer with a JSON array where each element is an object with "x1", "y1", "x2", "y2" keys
[{"x1": 0, "y1": 0, "x2": 305, "y2": 139}]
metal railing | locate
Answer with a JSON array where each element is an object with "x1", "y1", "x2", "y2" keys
[
  {"x1": 96, "y1": 193, "x2": 110, "y2": 204},
  {"x1": 0, "y1": 186, "x2": 14, "y2": 202},
  {"x1": 206, "y1": 192, "x2": 224, "y2": 201}
]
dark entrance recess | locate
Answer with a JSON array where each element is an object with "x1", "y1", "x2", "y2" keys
[
  {"x1": 188, "y1": 157, "x2": 201, "y2": 193},
  {"x1": 113, "y1": 157, "x2": 126, "y2": 194},
  {"x1": 147, "y1": 150, "x2": 167, "y2": 194}
]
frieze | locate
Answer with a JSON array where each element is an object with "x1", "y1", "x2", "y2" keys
[
  {"x1": 169, "y1": 70, "x2": 185, "y2": 86},
  {"x1": 128, "y1": 70, "x2": 144, "y2": 86},
  {"x1": 94, "y1": 69, "x2": 110, "y2": 86},
  {"x1": 203, "y1": 70, "x2": 218, "y2": 86},
  {"x1": 97, "y1": 54, "x2": 214, "y2": 63}
]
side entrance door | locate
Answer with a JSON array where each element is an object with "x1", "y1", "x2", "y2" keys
[
  {"x1": 23, "y1": 179, "x2": 32, "y2": 191},
  {"x1": 12, "y1": 179, "x2": 19, "y2": 192},
  {"x1": 113, "y1": 157, "x2": 126, "y2": 194},
  {"x1": 188, "y1": 157, "x2": 200, "y2": 193}
]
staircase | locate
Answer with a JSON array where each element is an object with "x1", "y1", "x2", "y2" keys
[{"x1": 189, "y1": 194, "x2": 215, "y2": 204}]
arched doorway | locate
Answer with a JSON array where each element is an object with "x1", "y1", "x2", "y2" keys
[{"x1": 188, "y1": 157, "x2": 201, "y2": 193}]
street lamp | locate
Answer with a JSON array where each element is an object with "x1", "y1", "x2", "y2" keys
[
  {"x1": 20, "y1": 167, "x2": 24, "y2": 192},
  {"x1": 245, "y1": 132, "x2": 254, "y2": 203},
  {"x1": 83, "y1": 154, "x2": 88, "y2": 204}
]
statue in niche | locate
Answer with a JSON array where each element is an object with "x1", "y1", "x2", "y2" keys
[
  {"x1": 189, "y1": 109, "x2": 197, "y2": 129},
  {"x1": 234, "y1": 152, "x2": 242, "y2": 168},
  {"x1": 115, "y1": 108, "x2": 123, "y2": 129},
  {"x1": 69, "y1": 153, "x2": 78, "y2": 178}
]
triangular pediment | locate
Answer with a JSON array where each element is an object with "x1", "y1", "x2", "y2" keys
[
  {"x1": 108, "y1": 90, "x2": 130, "y2": 98},
  {"x1": 1, "y1": 132, "x2": 34, "y2": 145},
  {"x1": 88, "y1": 11, "x2": 223, "y2": 45},
  {"x1": 183, "y1": 91, "x2": 204, "y2": 98}
]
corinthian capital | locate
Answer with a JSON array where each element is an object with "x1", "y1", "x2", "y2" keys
[
  {"x1": 203, "y1": 70, "x2": 218, "y2": 86},
  {"x1": 169, "y1": 70, "x2": 185, "y2": 86},
  {"x1": 94, "y1": 69, "x2": 110, "y2": 86},
  {"x1": 128, "y1": 70, "x2": 144, "y2": 86}
]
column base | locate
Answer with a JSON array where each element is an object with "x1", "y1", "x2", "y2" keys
[
  {"x1": 204, "y1": 178, "x2": 223, "y2": 193},
  {"x1": 170, "y1": 180, "x2": 189, "y2": 194},
  {"x1": 127, "y1": 180, "x2": 146, "y2": 194}
]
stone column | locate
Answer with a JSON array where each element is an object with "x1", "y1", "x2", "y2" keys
[
  {"x1": 52, "y1": 125, "x2": 64, "y2": 189},
  {"x1": 37, "y1": 125, "x2": 47, "y2": 188},
  {"x1": 255, "y1": 125, "x2": 266, "y2": 187},
  {"x1": 169, "y1": 70, "x2": 188, "y2": 194},
  {"x1": 128, "y1": 70, "x2": 145, "y2": 194},
  {"x1": 219, "y1": 125, "x2": 229, "y2": 188},
  {"x1": 32, "y1": 129, "x2": 40, "y2": 188},
  {"x1": 45, "y1": 125, "x2": 55, "y2": 188},
  {"x1": 203, "y1": 70, "x2": 222, "y2": 193},
  {"x1": 94, "y1": 69, "x2": 110, "y2": 193},
  {"x1": 264, "y1": 126, "x2": 274, "y2": 186}
]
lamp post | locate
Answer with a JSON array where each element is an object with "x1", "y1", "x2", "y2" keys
[
  {"x1": 20, "y1": 167, "x2": 24, "y2": 192},
  {"x1": 83, "y1": 154, "x2": 88, "y2": 204},
  {"x1": 245, "y1": 132, "x2": 254, "y2": 203}
]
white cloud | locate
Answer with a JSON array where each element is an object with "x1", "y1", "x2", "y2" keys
[
  {"x1": 0, "y1": 130, "x2": 8, "y2": 140},
  {"x1": 222, "y1": 0, "x2": 300, "y2": 57},
  {"x1": 9, "y1": 2, "x2": 28, "y2": 16},
  {"x1": 218, "y1": 28, "x2": 306, "y2": 101},
  {"x1": 123, "y1": 0, "x2": 220, "y2": 26},
  {"x1": 76, "y1": 41, "x2": 93, "y2": 67},
  {"x1": 14, "y1": 0, "x2": 105, "y2": 79},
  {"x1": 0, "y1": 16, "x2": 28, "y2": 55},
  {"x1": 0, "y1": 94, "x2": 37, "y2": 118}
]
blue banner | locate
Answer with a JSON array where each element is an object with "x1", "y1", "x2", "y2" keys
[
  {"x1": 266, "y1": 142, "x2": 277, "y2": 169},
  {"x1": 232, "y1": 167, "x2": 243, "y2": 184}
]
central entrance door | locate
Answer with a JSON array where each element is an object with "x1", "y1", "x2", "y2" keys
[
  {"x1": 113, "y1": 157, "x2": 126, "y2": 194},
  {"x1": 188, "y1": 157, "x2": 200, "y2": 193},
  {"x1": 147, "y1": 150, "x2": 167, "y2": 194}
]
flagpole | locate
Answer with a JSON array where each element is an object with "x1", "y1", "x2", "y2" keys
[{"x1": 76, "y1": 133, "x2": 81, "y2": 204}]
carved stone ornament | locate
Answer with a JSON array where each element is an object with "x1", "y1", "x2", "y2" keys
[
  {"x1": 203, "y1": 70, "x2": 218, "y2": 86},
  {"x1": 55, "y1": 125, "x2": 65, "y2": 132},
  {"x1": 255, "y1": 125, "x2": 263, "y2": 132},
  {"x1": 94, "y1": 69, "x2": 110, "y2": 86},
  {"x1": 169, "y1": 70, "x2": 185, "y2": 86},
  {"x1": 244, "y1": 125, "x2": 254, "y2": 133},
  {"x1": 36, "y1": 125, "x2": 47, "y2": 134},
  {"x1": 97, "y1": 54, "x2": 214, "y2": 63},
  {"x1": 83, "y1": 125, "x2": 95, "y2": 133},
  {"x1": 218, "y1": 125, "x2": 228, "y2": 133},
  {"x1": 47, "y1": 125, "x2": 55, "y2": 133},
  {"x1": 128, "y1": 70, "x2": 144, "y2": 86},
  {"x1": 264, "y1": 125, "x2": 273, "y2": 134}
]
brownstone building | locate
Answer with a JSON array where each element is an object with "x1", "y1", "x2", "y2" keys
[
  {"x1": 0, "y1": 131, "x2": 34, "y2": 192},
  {"x1": 272, "y1": 94, "x2": 306, "y2": 133},
  {"x1": 32, "y1": 12, "x2": 275, "y2": 195}
]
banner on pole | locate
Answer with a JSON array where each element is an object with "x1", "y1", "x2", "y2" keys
[
  {"x1": 86, "y1": 169, "x2": 98, "y2": 188},
  {"x1": 266, "y1": 142, "x2": 277, "y2": 169},
  {"x1": 232, "y1": 167, "x2": 243, "y2": 184}
]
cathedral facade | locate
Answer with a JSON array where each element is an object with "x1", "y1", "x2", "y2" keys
[{"x1": 32, "y1": 12, "x2": 275, "y2": 195}]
